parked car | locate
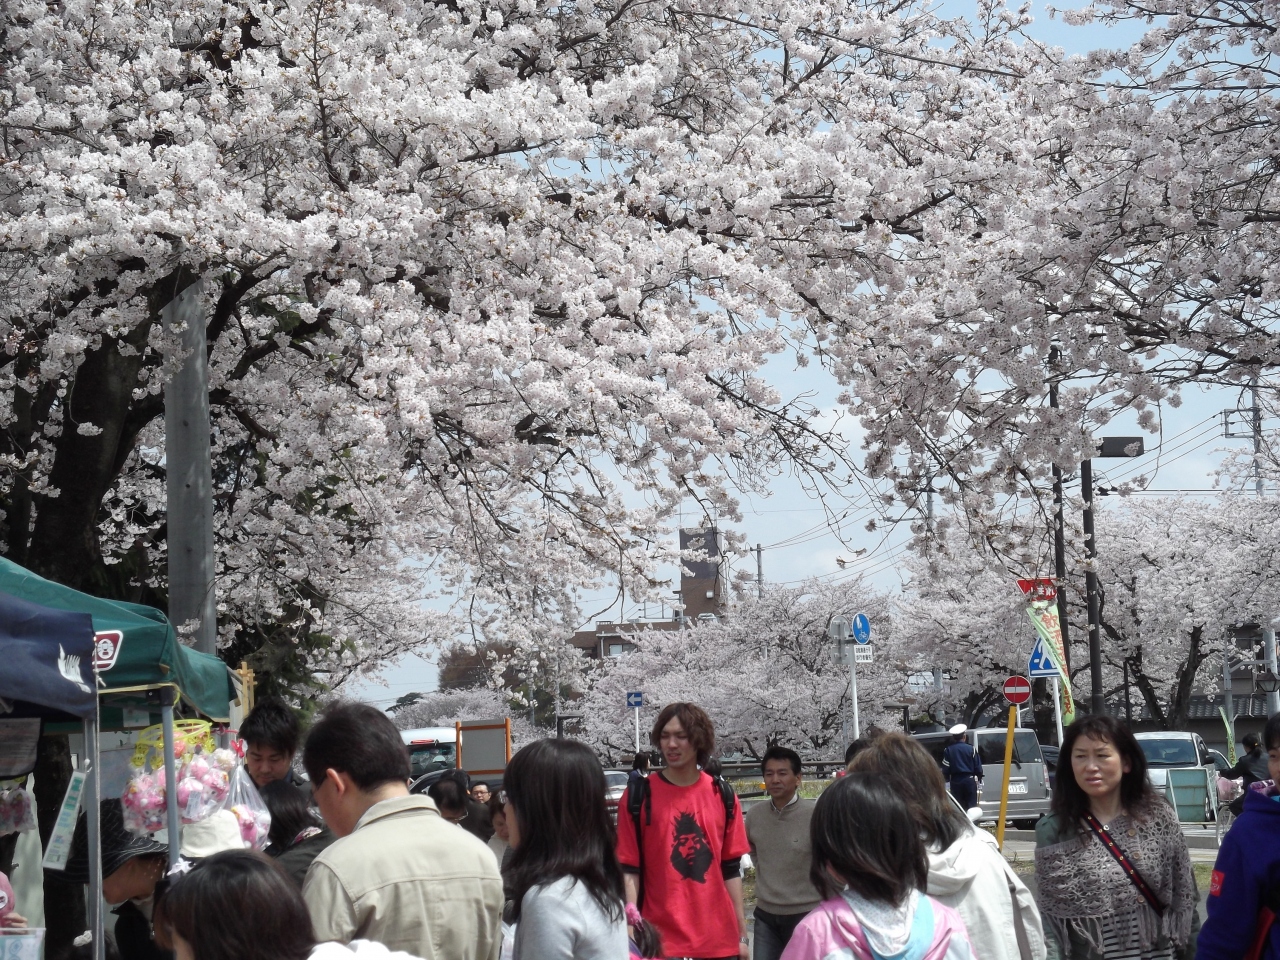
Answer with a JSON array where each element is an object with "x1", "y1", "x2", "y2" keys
[
  {"x1": 914, "y1": 728, "x2": 1052, "y2": 828},
  {"x1": 1041, "y1": 744, "x2": 1060, "y2": 789},
  {"x1": 604, "y1": 769, "x2": 629, "y2": 822},
  {"x1": 1208, "y1": 748, "x2": 1232, "y2": 775},
  {"x1": 1134, "y1": 731, "x2": 1219, "y2": 820}
]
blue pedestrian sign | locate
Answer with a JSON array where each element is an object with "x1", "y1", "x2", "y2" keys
[
  {"x1": 626, "y1": 691, "x2": 644, "y2": 709},
  {"x1": 852, "y1": 612, "x2": 872, "y2": 645},
  {"x1": 1028, "y1": 639, "x2": 1059, "y2": 678}
]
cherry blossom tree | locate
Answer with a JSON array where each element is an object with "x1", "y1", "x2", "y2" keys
[
  {"x1": 896, "y1": 496, "x2": 1280, "y2": 731},
  {"x1": 577, "y1": 579, "x2": 901, "y2": 763},
  {"x1": 5, "y1": 0, "x2": 1278, "y2": 698},
  {"x1": 1093, "y1": 495, "x2": 1280, "y2": 729},
  {"x1": 391, "y1": 685, "x2": 538, "y2": 749},
  {"x1": 893, "y1": 543, "x2": 1052, "y2": 726}
]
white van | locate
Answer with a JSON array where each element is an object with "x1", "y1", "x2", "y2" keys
[{"x1": 400, "y1": 726, "x2": 457, "y2": 778}]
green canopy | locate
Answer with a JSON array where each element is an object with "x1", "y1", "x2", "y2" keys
[{"x1": 0, "y1": 557, "x2": 234, "y2": 721}]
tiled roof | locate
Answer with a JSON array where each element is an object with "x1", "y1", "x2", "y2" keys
[{"x1": 1108, "y1": 693, "x2": 1271, "y2": 721}]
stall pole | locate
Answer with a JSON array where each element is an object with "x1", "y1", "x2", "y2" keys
[
  {"x1": 83, "y1": 707, "x2": 104, "y2": 960},
  {"x1": 161, "y1": 690, "x2": 181, "y2": 868}
]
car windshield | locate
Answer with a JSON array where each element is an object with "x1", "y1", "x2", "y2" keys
[
  {"x1": 605, "y1": 772, "x2": 630, "y2": 790},
  {"x1": 1138, "y1": 739, "x2": 1199, "y2": 767},
  {"x1": 409, "y1": 743, "x2": 456, "y2": 778},
  {"x1": 977, "y1": 730, "x2": 1043, "y2": 766}
]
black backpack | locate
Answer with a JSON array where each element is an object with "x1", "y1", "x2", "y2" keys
[{"x1": 626, "y1": 772, "x2": 738, "y2": 907}]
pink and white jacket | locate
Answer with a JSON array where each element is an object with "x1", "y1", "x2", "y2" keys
[{"x1": 781, "y1": 890, "x2": 976, "y2": 960}]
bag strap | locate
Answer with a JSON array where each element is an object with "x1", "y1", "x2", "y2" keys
[
  {"x1": 627, "y1": 776, "x2": 651, "y2": 909},
  {"x1": 1082, "y1": 813, "x2": 1166, "y2": 916},
  {"x1": 712, "y1": 775, "x2": 737, "y2": 823}
]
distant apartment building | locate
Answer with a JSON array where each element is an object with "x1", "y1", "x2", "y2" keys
[{"x1": 569, "y1": 527, "x2": 728, "y2": 659}]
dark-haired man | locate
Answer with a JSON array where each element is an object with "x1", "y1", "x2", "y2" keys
[
  {"x1": 616, "y1": 701, "x2": 751, "y2": 960},
  {"x1": 239, "y1": 698, "x2": 303, "y2": 789},
  {"x1": 745, "y1": 747, "x2": 821, "y2": 960},
  {"x1": 301, "y1": 702, "x2": 502, "y2": 960}
]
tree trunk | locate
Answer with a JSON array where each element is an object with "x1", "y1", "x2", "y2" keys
[
  {"x1": 25, "y1": 322, "x2": 154, "y2": 590},
  {"x1": 35, "y1": 735, "x2": 84, "y2": 959}
]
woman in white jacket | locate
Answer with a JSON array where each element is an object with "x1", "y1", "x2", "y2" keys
[{"x1": 850, "y1": 733, "x2": 1047, "y2": 960}]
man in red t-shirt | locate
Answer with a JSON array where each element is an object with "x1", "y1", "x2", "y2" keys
[{"x1": 617, "y1": 702, "x2": 750, "y2": 960}]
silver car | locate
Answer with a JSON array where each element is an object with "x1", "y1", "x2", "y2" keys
[{"x1": 914, "y1": 728, "x2": 1052, "y2": 828}]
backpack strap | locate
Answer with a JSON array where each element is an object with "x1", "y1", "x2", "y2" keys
[
  {"x1": 713, "y1": 775, "x2": 737, "y2": 823},
  {"x1": 627, "y1": 776, "x2": 652, "y2": 909}
]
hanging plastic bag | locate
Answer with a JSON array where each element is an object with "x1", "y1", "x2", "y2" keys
[
  {"x1": 121, "y1": 719, "x2": 239, "y2": 833},
  {"x1": 0, "y1": 783, "x2": 36, "y2": 836},
  {"x1": 220, "y1": 765, "x2": 272, "y2": 850}
]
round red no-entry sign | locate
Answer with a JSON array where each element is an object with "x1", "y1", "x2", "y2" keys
[{"x1": 1003, "y1": 675, "x2": 1032, "y2": 705}]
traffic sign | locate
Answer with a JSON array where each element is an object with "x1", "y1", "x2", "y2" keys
[
  {"x1": 1002, "y1": 675, "x2": 1033, "y2": 705},
  {"x1": 1027, "y1": 639, "x2": 1059, "y2": 678},
  {"x1": 626, "y1": 691, "x2": 643, "y2": 709},
  {"x1": 852, "y1": 613, "x2": 871, "y2": 644},
  {"x1": 853, "y1": 645, "x2": 874, "y2": 664},
  {"x1": 1016, "y1": 578, "x2": 1057, "y2": 602}
]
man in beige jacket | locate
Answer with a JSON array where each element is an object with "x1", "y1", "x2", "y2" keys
[{"x1": 301, "y1": 703, "x2": 503, "y2": 960}]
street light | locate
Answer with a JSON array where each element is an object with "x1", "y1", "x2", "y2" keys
[
  {"x1": 1082, "y1": 436, "x2": 1145, "y2": 716},
  {"x1": 1258, "y1": 671, "x2": 1280, "y2": 695}
]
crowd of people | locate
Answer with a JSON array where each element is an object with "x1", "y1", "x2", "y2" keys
[{"x1": 15, "y1": 697, "x2": 1280, "y2": 960}]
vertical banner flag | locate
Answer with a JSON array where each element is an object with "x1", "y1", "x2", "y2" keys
[
  {"x1": 1219, "y1": 707, "x2": 1237, "y2": 766},
  {"x1": 1016, "y1": 578, "x2": 1076, "y2": 725}
]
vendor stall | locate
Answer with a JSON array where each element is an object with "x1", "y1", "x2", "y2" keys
[
  {"x1": 0, "y1": 590, "x2": 103, "y2": 960},
  {"x1": 0, "y1": 555, "x2": 236, "y2": 956}
]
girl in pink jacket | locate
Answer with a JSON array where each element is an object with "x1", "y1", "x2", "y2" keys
[{"x1": 782, "y1": 773, "x2": 976, "y2": 960}]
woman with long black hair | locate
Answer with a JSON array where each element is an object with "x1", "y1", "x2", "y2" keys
[
  {"x1": 502, "y1": 739, "x2": 628, "y2": 960},
  {"x1": 1035, "y1": 715, "x2": 1198, "y2": 960}
]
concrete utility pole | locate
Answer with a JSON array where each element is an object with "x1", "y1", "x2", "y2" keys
[
  {"x1": 163, "y1": 280, "x2": 217, "y2": 654},
  {"x1": 756, "y1": 543, "x2": 763, "y2": 600},
  {"x1": 1048, "y1": 347, "x2": 1071, "y2": 673},
  {"x1": 1081, "y1": 457, "x2": 1105, "y2": 716},
  {"x1": 1248, "y1": 376, "x2": 1280, "y2": 715}
]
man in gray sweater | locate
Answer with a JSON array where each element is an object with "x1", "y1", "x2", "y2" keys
[{"x1": 744, "y1": 747, "x2": 821, "y2": 960}]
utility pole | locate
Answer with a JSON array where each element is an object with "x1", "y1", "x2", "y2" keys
[
  {"x1": 1049, "y1": 346, "x2": 1071, "y2": 673},
  {"x1": 1249, "y1": 376, "x2": 1280, "y2": 714},
  {"x1": 164, "y1": 280, "x2": 217, "y2": 654},
  {"x1": 924, "y1": 475, "x2": 943, "y2": 723},
  {"x1": 756, "y1": 543, "x2": 763, "y2": 601},
  {"x1": 1081, "y1": 457, "x2": 1105, "y2": 715}
]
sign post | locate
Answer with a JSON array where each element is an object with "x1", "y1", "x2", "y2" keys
[
  {"x1": 997, "y1": 676, "x2": 1032, "y2": 850},
  {"x1": 626, "y1": 692, "x2": 643, "y2": 752},
  {"x1": 1028, "y1": 639, "x2": 1064, "y2": 746}
]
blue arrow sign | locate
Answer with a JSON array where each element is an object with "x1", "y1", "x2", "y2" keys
[
  {"x1": 852, "y1": 612, "x2": 871, "y2": 644},
  {"x1": 1028, "y1": 639, "x2": 1059, "y2": 678},
  {"x1": 626, "y1": 691, "x2": 643, "y2": 709}
]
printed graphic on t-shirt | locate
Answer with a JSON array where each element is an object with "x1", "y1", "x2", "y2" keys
[{"x1": 671, "y1": 810, "x2": 713, "y2": 882}]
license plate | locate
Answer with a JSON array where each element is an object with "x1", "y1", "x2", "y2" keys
[{"x1": 1008, "y1": 783, "x2": 1028, "y2": 795}]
